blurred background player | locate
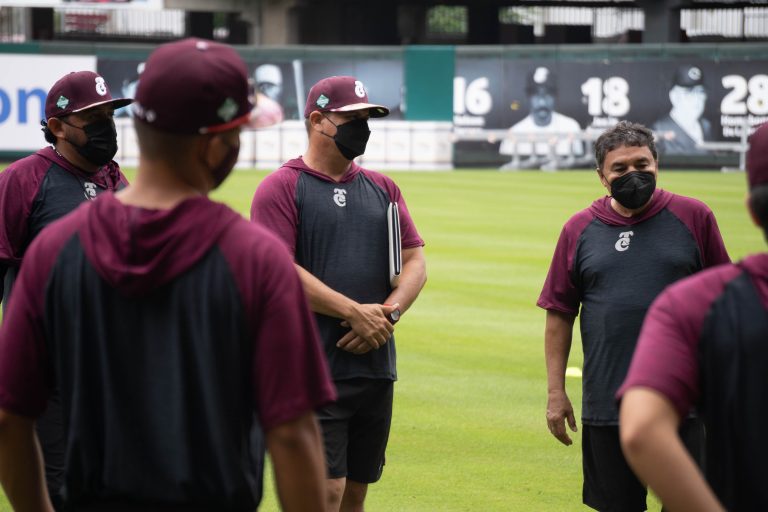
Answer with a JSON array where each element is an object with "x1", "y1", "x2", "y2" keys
[
  {"x1": 249, "y1": 63, "x2": 285, "y2": 128},
  {"x1": 619, "y1": 122, "x2": 768, "y2": 511},
  {"x1": 500, "y1": 66, "x2": 583, "y2": 170},
  {"x1": 538, "y1": 120, "x2": 729, "y2": 512},
  {"x1": 0, "y1": 69, "x2": 131, "y2": 510},
  {"x1": 0, "y1": 38, "x2": 334, "y2": 512},
  {"x1": 251, "y1": 75, "x2": 427, "y2": 512},
  {"x1": 652, "y1": 65, "x2": 713, "y2": 156}
]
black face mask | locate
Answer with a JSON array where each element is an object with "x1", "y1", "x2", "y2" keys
[
  {"x1": 610, "y1": 171, "x2": 656, "y2": 210},
  {"x1": 61, "y1": 118, "x2": 118, "y2": 167},
  {"x1": 323, "y1": 115, "x2": 371, "y2": 160}
]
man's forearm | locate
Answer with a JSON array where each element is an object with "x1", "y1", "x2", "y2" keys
[
  {"x1": 544, "y1": 310, "x2": 575, "y2": 392},
  {"x1": 294, "y1": 264, "x2": 356, "y2": 319},
  {"x1": 620, "y1": 389, "x2": 724, "y2": 512},
  {"x1": 0, "y1": 410, "x2": 53, "y2": 512},
  {"x1": 267, "y1": 412, "x2": 327, "y2": 512},
  {"x1": 384, "y1": 247, "x2": 426, "y2": 314}
]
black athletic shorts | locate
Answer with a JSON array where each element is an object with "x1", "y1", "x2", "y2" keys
[
  {"x1": 582, "y1": 418, "x2": 705, "y2": 512},
  {"x1": 316, "y1": 378, "x2": 394, "y2": 483}
]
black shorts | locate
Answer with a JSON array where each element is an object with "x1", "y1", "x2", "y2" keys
[
  {"x1": 316, "y1": 378, "x2": 394, "y2": 483},
  {"x1": 582, "y1": 418, "x2": 705, "y2": 512}
]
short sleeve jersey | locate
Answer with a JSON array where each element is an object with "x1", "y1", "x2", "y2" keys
[
  {"x1": 0, "y1": 194, "x2": 336, "y2": 510},
  {"x1": 618, "y1": 253, "x2": 768, "y2": 510},
  {"x1": 0, "y1": 147, "x2": 128, "y2": 303},
  {"x1": 537, "y1": 189, "x2": 730, "y2": 424},
  {"x1": 251, "y1": 158, "x2": 424, "y2": 381}
]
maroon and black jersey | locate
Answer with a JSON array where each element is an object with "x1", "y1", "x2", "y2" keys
[
  {"x1": 0, "y1": 147, "x2": 128, "y2": 304},
  {"x1": 619, "y1": 253, "x2": 768, "y2": 510},
  {"x1": 251, "y1": 158, "x2": 424, "y2": 381},
  {"x1": 538, "y1": 189, "x2": 730, "y2": 424},
  {"x1": 0, "y1": 193, "x2": 335, "y2": 511}
]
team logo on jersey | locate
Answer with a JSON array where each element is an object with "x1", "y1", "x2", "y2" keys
[
  {"x1": 333, "y1": 188, "x2": 347, "y2": 207},
  {"x1": 94, "y1": 76, "x2": 108, "y2": 96},
  {"x1": 316, "y1": 94, "x2": 330, "y2": 108},
  {"x1": 56, "y1": 96, "x2": 69, "y2": 109},
  {"x1": 83, "y1": 182, "x2": 98, "y2": 200},
  {"x1": 615, "y1": 231, "x2": 634, "y2": 252},
  {"x1": 354, "y1": 81, "x2": 366, "y2": 98}
]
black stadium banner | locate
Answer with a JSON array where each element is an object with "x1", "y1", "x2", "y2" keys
[
  {"x1": 97, "y1": 51, "x2": 766, "y2": 168},
  {"x1": 454, "y1": 55, "x2": 768, "y2": 168}
]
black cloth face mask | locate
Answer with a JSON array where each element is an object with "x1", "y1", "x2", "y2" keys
[
  {"x1": 61, "y1": 118, "x2": 118, "y2": 167},
  {"x1": 322, "y1": 114, "x2": 371, "y2": 160},
  {"x1": 610, "y1": 171, "x2": 656, "y2": 210}
]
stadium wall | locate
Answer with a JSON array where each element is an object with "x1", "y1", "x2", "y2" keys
[{"x1": 0, "y1": 41, "x2": 765, "y2": 169}]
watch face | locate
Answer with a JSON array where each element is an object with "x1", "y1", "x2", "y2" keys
[{"x1": 390, "y1": 309, "x2": 401, "y2": 323}]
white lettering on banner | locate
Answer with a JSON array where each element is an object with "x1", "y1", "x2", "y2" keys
[
  {"x1": 720, "y1": 74, "x2": 768, "y2": 138},
  {"x1": 454, "y1": 76, "x2": 492, "y2": 126},
  {"x1": 581, "y1": 77, "x2": 630, "y2": 118},
  {"x1": 0, "y1": 54, "x2": 96, "y2": 151}
]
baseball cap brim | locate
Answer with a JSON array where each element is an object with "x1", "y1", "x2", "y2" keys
[
  {"x1": 69, "y1": 97, "x2": 134, "y2": 115},
  {"x1": 201, "y1": 111, "x2": 253, "y2": 134},
  {"x1": 329, "y1": 102, "x2": 390, "y2": 118}
]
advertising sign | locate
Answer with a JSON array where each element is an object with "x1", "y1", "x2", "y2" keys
[{"x1": 0, "y1": 54, "x2": 96, "y2": 151}]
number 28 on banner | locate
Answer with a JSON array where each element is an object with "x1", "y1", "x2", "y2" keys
[
  {"x1": 581, "y1": 77, "x2": 630, "y2": 117},
  {"x1": 721, "y1": 74, "x2": 768, "y2": 115}
]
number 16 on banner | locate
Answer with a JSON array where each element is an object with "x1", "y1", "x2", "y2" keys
[{"x1": 388, "y1": 202, "x2": 402, "y2": 288}]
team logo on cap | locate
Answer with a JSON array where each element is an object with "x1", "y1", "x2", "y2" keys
[
  {"x1": 56, "y1": 96, "x2": 69, "y2": 109},
  {"x1": 688, "y1": 67, "x2": 701, "y2": 81},
  {"x1": 533, "y1": 67, "x2": 549, "y2": 85},
  {"x1": 316, "y1": 94, "x2": 330, "y2": 109},
  {"x1": 95, "y1": 76, "x2": 108, "y2": 96},
  {"x1": 217, "y1": 98, "x2": 238, "y2": 122},
  {"x1": 354, "y1": 81, "x2": 366, "y2": 98}
]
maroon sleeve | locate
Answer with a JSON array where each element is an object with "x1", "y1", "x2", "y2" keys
[
  {"x1": 0, "y1": 210, "x2": 82, "y2": 418},
  {"x1": 363, "y1": 170, "x2": 425, "y2": 249},
  {"x1": 220, "y1": 220, "x2": 335, "y2": 431},
  {"x1": 250, "y1": 168, "x2": 300, "y2": 254},
  {"x1": 667, "y1": 195, "x2": 730, "y2": 268},
  {"x1": 617, "y1": 263, "x2": 742, "y2": 419},
  {"x1": 0, "y1": 154, "x2": 49, "y2": 265},
  {"x1": 536, "y1": 210, "x2": 593, "y2": 315}
]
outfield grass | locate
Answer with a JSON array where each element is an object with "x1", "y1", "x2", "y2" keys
[{"x1": 0, "y1": 168, "x2": 762, "y2": 511}]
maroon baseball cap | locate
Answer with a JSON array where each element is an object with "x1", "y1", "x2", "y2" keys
[
  {"x1": 133, "y1": 38, "x2": 251, "y2": 135},
  {"x1": 747, "y1": 123, "x2": 768, "y2": 189},
  {"x1": 45, "y1": 71, "x2": 132, "y2": 119},
  {"x1": 304, "y1": 76, "x2": 389, "y2": 119}
]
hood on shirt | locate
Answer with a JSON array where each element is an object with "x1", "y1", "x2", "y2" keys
[
  {"x1": 588, "y1": 188, "x2": 674, "y2": 226},
  {"x1": 79, "y1": 193, "x2": 241, "y2": 297},
  {"x1": 37, "y1": 147, "x2": 126, "y2": 190},
  {"x1": 282, "y1": 157, "x2": 361, "y2": 183}
]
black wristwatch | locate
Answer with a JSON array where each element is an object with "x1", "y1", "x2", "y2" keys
[{"x1": 387, "y1": 308, "x2": 401, "y2": 324}]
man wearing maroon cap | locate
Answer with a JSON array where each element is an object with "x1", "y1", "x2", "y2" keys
[
  {"x1": 251, "y1": 75, "x2": 427, "y2": 511},
  {"x1": 0, "y1": 38, "x2": 334, "y2": 512},
  {"x1": 0, "y1": 69, "x2": 131, "y2": 509},
  {"x1": 619, "y1": 123, "x2": 768, "y2": 511}
]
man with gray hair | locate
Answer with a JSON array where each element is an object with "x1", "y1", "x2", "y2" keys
[{"x1": 538, "y1": 120, "x2": 729, "y2": 511}]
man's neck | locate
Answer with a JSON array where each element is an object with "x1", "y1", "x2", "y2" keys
[
  {"x1": 54, "y1": 142, "x2": 100, "y2": 174},
  {"x1": 302, "y1": 145, "x2": 352, "y2": 182},
  {"x1": 116, "y1": 158, "x2": 205, "y2": 210}
]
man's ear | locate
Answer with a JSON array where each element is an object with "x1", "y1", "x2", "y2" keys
[
  {"x1": 597, "y1": 167, "x2": 608, "y2": 187},
  {"x1": 308, "y1": 111, "x2": 325, "y2": 133},
  {"x1": 47, "y1": 118, "x2": 66, "y2": 139}
]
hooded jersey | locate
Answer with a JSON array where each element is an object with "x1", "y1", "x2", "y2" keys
[
  {"x1": 618, "y1": 253, "x2": 768, "y2": 510},
  {"x1": 0, "y1": 193, "x2": 335, "y2": 511},
  {"x1": 251, "y1": 158, "x2": 424, "y2": 381},
  {"x1": 538, "y1": 189, "x2": 730, "y2": 424},
  {"x1": 0, "y1": 147, "x2": 128, "y2": 304}
]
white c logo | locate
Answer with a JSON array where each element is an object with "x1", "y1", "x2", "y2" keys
[
  {"x1": 333, "y1": 188, "x2": 347, "y2": 207},
  {"x1": 354, "y1": 81, "x2": 366, "y2": 98},
  {"x1": 95, "y1": 76, "x2": 108, "y2": 96},
  {"x1": 615, "y1": 231, "x2": 634, "y2": 252}
]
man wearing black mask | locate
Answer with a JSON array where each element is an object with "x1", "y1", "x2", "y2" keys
[
  {"x1": 251, "y1": 75, "x2": 427, "y2": 512},
  {"x1": 538, "y1": 120, "x2": 729, "y2": 512},
  {"x1": 0, "y1": 70, "x2": 131, "y2": 509}
]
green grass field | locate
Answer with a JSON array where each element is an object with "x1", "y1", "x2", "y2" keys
[{"x1": 0, "y1": 168, "x2": 762, "y2": 511}]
